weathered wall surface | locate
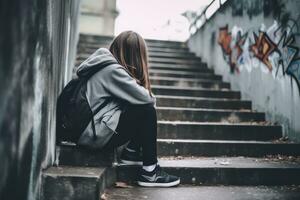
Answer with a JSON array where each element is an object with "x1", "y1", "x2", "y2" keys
[
  {"x1": 0, "y1": 0, "x2": 80, "y2": 199},
  {"x1": 188, "y1": 0, "x2": 300, "y2": 141}
]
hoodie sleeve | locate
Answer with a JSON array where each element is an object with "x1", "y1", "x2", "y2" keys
[{"x1": 102, "y1": 65, "x2": 156, "y2": 105}]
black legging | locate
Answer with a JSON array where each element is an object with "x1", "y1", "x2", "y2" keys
[{"x1": 104, "y1": 104, "x2": 158, "y2": 166}]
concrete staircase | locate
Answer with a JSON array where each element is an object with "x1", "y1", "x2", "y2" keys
[{"x1": 42, "y1": 34, "x2": 300, "y2": 200}]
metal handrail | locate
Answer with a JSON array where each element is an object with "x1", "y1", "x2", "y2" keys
[{"x1": 189, "y1": 0, "x2": 228, "y2": 35}]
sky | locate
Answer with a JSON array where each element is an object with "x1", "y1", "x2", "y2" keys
[{"x1": 115, "y1": 0, "x2": 212, "y2": 41}]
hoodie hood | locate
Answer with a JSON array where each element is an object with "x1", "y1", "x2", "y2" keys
[{"x1": 76, "y1": 48, "x2": 118, "y2": 78}]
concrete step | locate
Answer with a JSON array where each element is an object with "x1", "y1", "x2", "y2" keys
[
  {"x1": 79, "y1": 34, "x2": 113, "y2": 42},
  {"x1": 150, "y1": 77, "x2": 230, "y2": 89},
  {"x1": 78, "y1": 47, "x2": 198, "y2": 59},
  {"x1": 78, "y1": 39, "x2": 187, "y2": 49},
  {"x1": 76, "y1": 52, "x2": 201, "y2": 63},
  {"x1": 155, "y1": 95, "x2": 250, "y2": 109},
  {"x1": 56, "y1": 143, "x2": 114, "y2": 167},
  {"x1": 75, "y1": 57, "x2": 211, "y2": 73},
  {"x1": 147, "y1": 46, "x2": 192, "y2": 53},
  {"x1": 147, "y1": 39, "x2": 186, "y2": 46},
  {"x1": 74, "y1": 58, "x2": 212, "y2": 74},
  {"x1": 54, "y1": 122, "x2": 281, "y2": 168},
  {"x1": 149, "y1": 70, "x2": 220, "y2": 79},
  {"x1": 78, "y1": 44, "x2": 191, "y2": 54},
  {"x1": 78, "y1": 41, "x2": 187, "y2": 49},
  {"x1": 106, "y1": 49, "x2": 201, "y2": 60},
  {"x1": 157, "y1": 139, "x2": 300, "y2": 157},
  {"x1": 147, "y1": 42, "x2": 188, "y2": 49},
  {"x1": 75, "y1": 57, "x2": 205, "y2": 68},
  {"x1": 77, "y1": 43, "x2": 110, "y2": 50},
  {"x1": 156, "y1": 107, "x2": 265, "y2": 122},
  {"x1": 78, "y1": 42, "x2": 190, "y2": 52},
  {"x1": 149, "y1": 64, "x2": 212, "y2": 73},
  {"x1": 96, "y1": 51, "x2": 198, "y2": 60},
  {"x1": 105, "y1": 185, "x2": 300, "y2": 200},
  {"x1": 76, "y1": 57, "x2": 209, "y2": 73},
  {"x1": 152, "y1": 86, "x2": 240, "y2": 99},
  {"x1": 76, "y1": 57, "x2": 204, "y2": 67},
  {"x1": 79, "y1": 36, "x2": 187, "y2": 48},
  {"x1": 116, "y1": 157, "x2": 300, "y2": 185},
  {"x1": 149, "y1": 57, "x2": 202, "y2": 65},
  {"x1": 42, "y1": 166, "x2": 115, "y2": 200},
  {"x1": 79, "y1": 34, "x2": 185, "y2": 46},
  {"x1": 149, "y1": 51, "x2": 197, "y2": 59},
  {"x1": 157, "y1": 121, "x2": 282, "y2": 141}
]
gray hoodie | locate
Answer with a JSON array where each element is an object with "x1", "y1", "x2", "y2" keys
[{"x1": 76, "y1": 48, "x2": 155, "y2": 149}]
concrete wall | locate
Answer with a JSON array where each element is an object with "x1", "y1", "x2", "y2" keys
[
  {"x1": 0, "y1": 0, "x2": 80, "y2": 199},
  {"x1": 79, "y1": 0, "x2": 118, "y2": 35},
  {"x1": 188, "y1": 0, "x2": 300, "y2": 141}
]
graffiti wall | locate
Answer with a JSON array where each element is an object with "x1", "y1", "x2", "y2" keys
[
  {"x1": 218, "y1": 18, "x2": 300, "y2": 93},
  {"x1": 188, "y1": 0, "x2": 300, "y2": 141}
]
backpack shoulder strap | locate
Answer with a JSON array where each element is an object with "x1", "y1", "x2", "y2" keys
[{"x1": 89, "y1": 98, "x2": 112, "y2": 140}]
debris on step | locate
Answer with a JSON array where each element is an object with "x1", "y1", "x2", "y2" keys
[
  {"x1": 219, "y1": 161, "x2": 231, "y2": 165},
  {"x1": 221, "y1": 113, "x2": 241, "y2": 123},
  {"x1": 272, "y1": 136, "x2": 292, "y2": 144},
  {"x1": 263, "y1": 155, "x2": 300, "y2": 162},
  {"x1": 252, "y1": 121, "x2": 273, "y2": 125},
  {"x1": 239, "y1": 109, "x2": 252, "y2": 112},
  {"x1": 280, "y1": 136, "x2": 289, "y2": 141},
  {"x1": 115, "y1": 182, "x2": 133, "y2": 188},
  {"x1": 159, "y1": 156, "x2": 206, "y2": 160},
  {"x1": 214, "y1": 158, "x2": 231, "y2": 166},
  {"x1": 100, "y1": 192, "x2": 108, "y2": 200}
]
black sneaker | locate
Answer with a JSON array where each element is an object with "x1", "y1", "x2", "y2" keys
[
  {"x1": 138, "y1": 165, "x2": 180, "y2": 187},
  {"x1": 120, "y1": 148, "x2": 142, "y2": 165}
]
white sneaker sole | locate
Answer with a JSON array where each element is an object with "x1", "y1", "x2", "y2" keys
[
  {"x1": 120, "y1": 159, "x2": 143, "y2": 165},
  {"x1": 137, "y1": 179, "x2": 180, "y2": 187}
]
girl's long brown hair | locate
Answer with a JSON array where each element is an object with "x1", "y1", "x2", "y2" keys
[{"x1": 109, "y1": 31, "x2": 151, "y2": 93}]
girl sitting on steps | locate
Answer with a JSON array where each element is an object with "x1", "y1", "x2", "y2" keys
[{"x1": 76, "y1": 31, "x2": 180, "y2": 187}]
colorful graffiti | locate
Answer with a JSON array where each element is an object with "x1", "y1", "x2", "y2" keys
[
  {"x1": 218, "y1": 18, "x2": 300, "y2": 93},
  {"x1": 218, "y1": 25, "x2": 239, "y2": 73},
  {"x1": 218, "y1": 25, "x2": 232, "y2": 55},
  {"x1": 218, "y1": 25, "x2": 248, "y2": 73},
  {"x1": 287, "y1": 59, "x2": 300, "y2": 89},
  {"x1": 250, "y1": 31, "x2": 277, "y2": 71}
]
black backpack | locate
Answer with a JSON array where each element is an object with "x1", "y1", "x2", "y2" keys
[{"x1": 56, "y1": 61, "x2": 115, "y2": 144}]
